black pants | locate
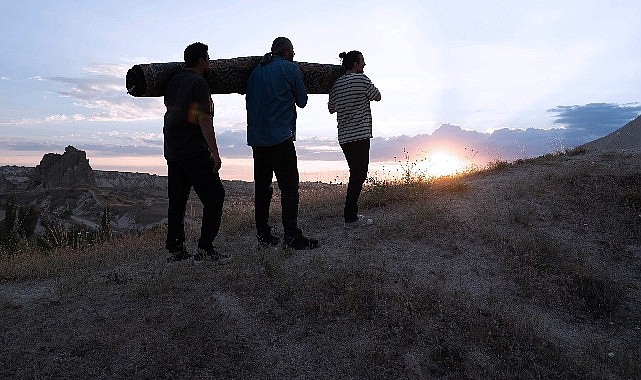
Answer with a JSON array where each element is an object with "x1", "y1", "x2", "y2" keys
[
  {"x1": 341, "y1": 139, "x2": 370, "y2": 223},
  {"x1": 166, "y1": 154, "x2": 225, "y2": 250},
  {"x1": 252, "y1": 139, "x2": 301, "y2": 237}
]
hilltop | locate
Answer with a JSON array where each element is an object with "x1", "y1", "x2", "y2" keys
[
  {"x1": 0, "y1": 116, "x2": 640, "y2": 378},
  {"x1": 581, "y1": 113, "x2": 641, "y2": 152}
]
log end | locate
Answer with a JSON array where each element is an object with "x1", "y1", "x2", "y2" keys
[{"x1": 125, "y1": 65, "x2": 147, "y2": 97}]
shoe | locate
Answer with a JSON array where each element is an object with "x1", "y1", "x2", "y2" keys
[
  {"x1": 194, "y1": 246, "x2": 232, "y2": 264},
  {"x1": 167, "y1": 245, "x2": 192, "y2": 263},
  {"x1": 283, "y1": 234, "x2": 319, "y2": 250},
  {"x1": 344, "y1": 215, "x2": 373, "y2": 229},
  {"x1": 257, "y1": 233, "x2": 280, "y2": 247}
]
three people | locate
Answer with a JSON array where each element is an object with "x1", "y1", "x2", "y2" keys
[
  {"x1": 163, "y1": 42, "x2": 230, "y2": 263},
  {"x1": 163, "y1": 41, "x2": 380, "y2": 260},
  {"x1": 245, "y1": 37, "x2": 319, "y2": 250},
  {"x1": 328, "y1": 51, "x2": 381, "y2": 228}
]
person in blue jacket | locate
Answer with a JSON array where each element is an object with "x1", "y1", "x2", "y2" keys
[{"x1": 246, "y1": 37, "x2": 319, "y2": 250}]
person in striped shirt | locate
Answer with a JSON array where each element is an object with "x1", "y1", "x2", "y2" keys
[{"x1": 328, "y1": 51, "x2": 381, "y2": 228}]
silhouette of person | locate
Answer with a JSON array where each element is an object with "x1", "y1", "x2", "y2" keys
[
  {"x1": 246, "y1": 37, "x2": 319, "y2": 250},
  {"x1": 328, "y1": 50, "x2": 381, "y2": 228},
  {"x1": 163, "y1": 42, "x2": 230, "y2": 263}
]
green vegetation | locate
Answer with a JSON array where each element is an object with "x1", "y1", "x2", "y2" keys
[{"x1": 0, "y1": 200, "x2": 113, "y2": 256}]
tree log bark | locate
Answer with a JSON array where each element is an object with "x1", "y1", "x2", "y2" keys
[{"x1": 126, "y1": 56, "x2": 342, "y2": 97}]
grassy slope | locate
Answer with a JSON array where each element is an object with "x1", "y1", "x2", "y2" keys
[{"x1": 1, "y1": 150, "x2": 640, "y2": 379}]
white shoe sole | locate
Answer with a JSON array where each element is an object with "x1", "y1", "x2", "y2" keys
[{"x1": 344, "y1": 216, "x2": 373, "y2": 229}]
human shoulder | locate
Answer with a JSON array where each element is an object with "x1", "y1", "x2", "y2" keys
[
  {"x1": 175, "y1": 69, "x2": 200, "y2": 79},
  {"x1": 271, "y1": 56, "x2": 299, "y2": 71},
  {"x1": 354, "y1": 73, "x2": 373, "y2": 83},
  {"x1": 340, "y1": 72, "x2": 372, "y2": 82},
  {"x1": 334, "y1": 73, "x2": 372, "y2": 88},
  {"x1": 171, "y1": 69, "x2": 206, "y2": 86}
]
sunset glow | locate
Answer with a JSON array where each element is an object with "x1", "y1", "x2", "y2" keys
[
  {"x1": 0, "y1": 2, "x2": 639, "y2": 181},
  {"x1": 420, "y1": 151, "x2": 466, "y2": 178}
]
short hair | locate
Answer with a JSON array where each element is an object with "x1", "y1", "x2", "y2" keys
[
  {"x1": 271, "y1": 37, "x2": 293, "y2": 56},
  {"x1": 339, "y1": 51, "x2": 363, "y2": 72},
  {"x1": 184, "y1": 42, "x2": 209, "y2": 68}
]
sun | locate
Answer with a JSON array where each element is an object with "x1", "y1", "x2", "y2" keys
[{"x1": 419, "y1": 151, "x2": 466, "y2": 178}]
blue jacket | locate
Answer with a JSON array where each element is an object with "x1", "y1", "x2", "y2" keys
[{"x1": 246, "y1": 55, "x2": 308, "y2": 147}]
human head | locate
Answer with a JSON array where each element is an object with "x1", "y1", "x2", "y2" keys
[
  {"x1": 271, "y1": 37, "x2": 295, "y2": 61},
  {"x1": 184, "y1": 42, "x2": 209, "y2": 68},
  {"x1": 339, "y1": 51, "x2": 364, "y2": 73}
]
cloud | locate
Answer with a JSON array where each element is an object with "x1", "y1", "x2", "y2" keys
[
  {"x1": 45, "y1": 114, "x2": 69, "y2": 122},
  {"x1": 0, "y1": 118, "x2": 39, "y2": 126},
  {"x1": 548, "y1": 102, "x2": 641, "y2": 138},
  {"x1": 43, "y1": 63, "x2": 164, "y2": 122},
  {"x1": 82, "y1": 64, "x2": 128, "y2": 77},
  {"x1": 368, "y1": 106, "x2": 636, "y2": 166},
  {"x1": 0, "y1": 139, "x2": 63, "y2": 152},
  {"x1": 2, "y1": 103, "x2": 637, "y2": 174},
  {"x1": 203, "y1": 131, "x2": 342, "y2": 161}
]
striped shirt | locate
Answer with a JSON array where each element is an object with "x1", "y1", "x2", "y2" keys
[{"x1": 328, "y1": 73, "x2": 380, "y2": 144}]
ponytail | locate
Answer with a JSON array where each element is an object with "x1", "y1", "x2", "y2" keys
[{"x1": 339, "y1": 50, "x2": 362, "y2": 74}]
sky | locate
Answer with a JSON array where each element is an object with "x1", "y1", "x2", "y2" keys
[{"x1": 1, "y1": 0, "x2": 640, "y2": 182}]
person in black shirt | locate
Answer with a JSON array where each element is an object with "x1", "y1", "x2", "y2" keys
[{"x1": 163, "y1": 42, "x2": 230, "y2": 263}]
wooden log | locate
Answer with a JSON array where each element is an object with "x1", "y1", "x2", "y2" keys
[{"x1": 126, "y1": 56, "x2": 342, "y2": 97}]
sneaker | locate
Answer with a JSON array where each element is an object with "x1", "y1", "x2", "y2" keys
[
  {"x1": 167, "y1": 245, "x2": 192, "y2": 263},
  {"x1": 344, "y1": 215, "x2": 374, "y2": 229},
  {"x1": 194, "y1": 246, "x2": 233, "y2": 264},
  {"x1": 257, "y1": 233, "x2": 280, "y2": 247},
  {"x1": 283, "y1": 234, "x2": 319, "y2": 250}
]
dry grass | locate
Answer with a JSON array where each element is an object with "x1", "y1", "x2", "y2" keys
[{"x1": 1, "y1": 150, "x2": 641, "y2": 379}]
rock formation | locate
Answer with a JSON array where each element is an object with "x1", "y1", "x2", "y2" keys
[{"x1": 30, "y1": 146, "x2": 97, "y2": 189}]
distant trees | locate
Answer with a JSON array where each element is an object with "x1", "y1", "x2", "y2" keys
[
  {"x1": 37, "y1": 204, "x2": 112, "y2": 251},
  {"x1": 0, "y1": 195, "x2": 112, "y2": 255},
  {"x1": 17, "y1": 205, "x2": 39, "y2": 240},
  {"x1": 1, "y1": 195, "x2": 39, "y2": 255},
  {"x1": 99, "y1": 204, "x2": 112, "y2": 241},
  {"x1": 0, "y1": 195, "x2": 19, "y2": 254},
  {"x1": 2, "y1": 195, "x2": 17, "y2": 236}
]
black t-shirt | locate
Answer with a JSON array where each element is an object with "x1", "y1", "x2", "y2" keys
[{"x1": 163, "y1": 70, "x2": 210, "y2": 161}]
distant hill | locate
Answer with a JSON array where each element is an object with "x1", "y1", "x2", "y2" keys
[{"x1": 581, "y1": 114, "x2": 641, "y2": 152}]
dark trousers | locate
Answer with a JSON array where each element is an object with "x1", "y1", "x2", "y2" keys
[
  {"x1": 252, "y1": 139, "x2": 301, "y2": 237},
  {"x1": 341, "y1": 139, "x2": 370, "y2": 223},
  {"x1": 166, "y1": 155, "x2": 225, "y2": 250}
]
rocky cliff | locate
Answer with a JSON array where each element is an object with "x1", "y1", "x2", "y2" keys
[{"x1": 30, "y1": 145, "x2": 97, "y2": 189}]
